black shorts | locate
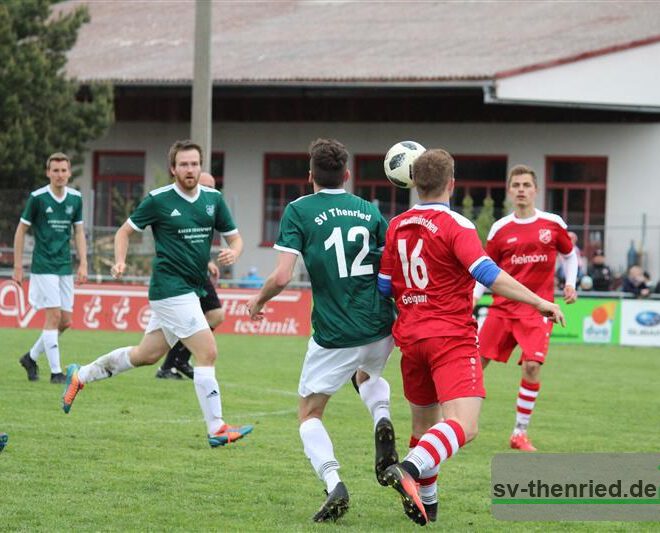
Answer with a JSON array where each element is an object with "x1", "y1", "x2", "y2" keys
[{"x1": 199, "y1": 277, "x2": 221, "y2": 313}]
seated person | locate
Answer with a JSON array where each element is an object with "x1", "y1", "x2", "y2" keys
[{"x1": 622, "y1": 265, "x2": 651, "y2": 298}]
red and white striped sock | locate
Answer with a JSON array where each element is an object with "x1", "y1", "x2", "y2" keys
[
  {"x1": 410, "y1": 435, "x2": 439, "y2": 506},
  {"x1": 404, "y1": 420, "x2": 466, "y2": 475},
  {"x1": 514, "y1": 379, "x2": 540, "y2": 435}
]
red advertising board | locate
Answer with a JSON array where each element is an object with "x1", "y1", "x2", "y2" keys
[{"x1": 0, "y1": 280, "x2": 312, "y2": 336}]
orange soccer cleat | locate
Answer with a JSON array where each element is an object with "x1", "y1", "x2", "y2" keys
[
  {"x1": 207, "y1": 423, "x2": 253, "y2": 447},
  {"x1": 510, "y1": 432, "x2": 537, "y2": 452},
  {"x1": 62, "y1": 364, "x2": 84, "y2": 414}
]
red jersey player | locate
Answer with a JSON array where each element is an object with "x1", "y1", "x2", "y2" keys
[
  {"x1": 475, "y1": 164, "x2": 578, "y2": 452},
  {"x1": 377, "y1": 150, "x2": 565, "y2": 526}
]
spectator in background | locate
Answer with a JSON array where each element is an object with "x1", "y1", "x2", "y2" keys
[
  {"x1": 587, "y1": 249, "x2": 613, "y2": 292},
  {"x1": 238, "y1": 266, "x2": 264, "y2": 288},
  {"x1": 622, "y1": 265, "x2": 651, "y2": 298}
]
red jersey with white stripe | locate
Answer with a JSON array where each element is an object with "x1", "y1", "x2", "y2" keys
[
  {"x1": 380, "y1": 203, "x2": 488, "y2": 346},
  {"x1": 486, "y1": 209, "x2": 573, "y2": 318}
]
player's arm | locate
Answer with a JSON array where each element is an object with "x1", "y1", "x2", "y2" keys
[
  {"x1": 560, "y1": 248, "x2": 578, "y2": 304},
  {"x1": 246, "y1": 251, "x2": 298, "y2": 320},
  {"x1": 12, "y1": 222, "x2": 30, "y2": 286},
  {"x1": 74, "y1": 223, "x2": 88, "y2": 284},
  {"x1": 217, "y1": 232, "x2": 243, "y2": 266},
  {"x1": 111, "y1": 221, "x2": 135, "y2": 279}
]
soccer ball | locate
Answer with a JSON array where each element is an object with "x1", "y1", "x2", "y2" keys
[
  {"x1": 580, "y1": 275, "x2": 593, "y2": 290},
  {"x1": 383, "y1": 141, "x2": 426, "y2": 189}
]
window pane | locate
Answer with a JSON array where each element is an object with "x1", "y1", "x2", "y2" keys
[
  {"x1": 98, "y1": 154, "x2": 144, "y2": 176},
  {"x1": 549, "y1": 159, "x2": 607, "y2": 184},
  {"x1": 589, "y1": 189, "x2": 606, "y2": 227},
  {"x1": 455, "y1": 157, "x2": 507, "y2": 182},
  {"x1": 357, "y1": 157, "x2": 386, "y2": 182},
  {"x1": 566, "y1": 189, "x2": 586, "y2": 228},
  {"x1": 546, "y1": 188, "x2": 564, "y2": 217},
  {"x1": 210, "y1": 153, "x2": 224, "y2": 188},
  {"x1": 267, "y1": 156, "x2": 309, "y2": 179}
]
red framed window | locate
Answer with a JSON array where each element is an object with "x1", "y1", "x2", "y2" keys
[
  {"x1": 262, "y1": 153, "x2": 312, "y2": 245},
  {"x1": 354, "y1": 155, "x2": 410, "y2": 220},
  {"x1": 452, "y1": 155, "x2": 508, "y2": 219},
  {"x1": 210, "y1": 152, "x2": 224, "y2": 189},
  {"x1": 545, "y1": 156, "x2": 607, "y2": 256},
  {"x1": 93, "y1": 152, "x2": 145, "y2": 227}
]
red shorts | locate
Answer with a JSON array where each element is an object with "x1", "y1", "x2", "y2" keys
[
  {"x1": 400, "y1": 336, "x2": 485, "y2": 406},
  {"x1": 478, "y1": 314, "x2": 553, "y2": 364}
]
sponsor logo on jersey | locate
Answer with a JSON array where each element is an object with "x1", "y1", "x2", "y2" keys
[
  {"x1": 65, "y1": 205, "x2": 73, "y2": 215},
  {"x1": 507, "y1": 237, "x2": 518, "y2": 243},
  {"x1": 46, "y1": 206, "x2": 54, "y2": 213},
  {"x1": 539, "y1": 228, "x2": 552, "y2": 244},
  {"x1": 401, "y1": 293, "x2": 428, "y2": 305},
  {"x1": 170, "y1": 209, "x2": 181, "y2": 217},
  {"x1": 205, "y1": 204, "x2": 215, "y2": 216},
  {"x1": 510, "y1": 253, "x2": 548, "y2": 265}
]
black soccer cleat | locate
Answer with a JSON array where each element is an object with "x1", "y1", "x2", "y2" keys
[
  {"x1": 312, "y1": 482, "x2": 349, "y2": 523},
  {"x1": 384, "y1": 464, "x2": 428, "y2": 526},
  {"x1": 375, "y1": 418, "x2": 399, "y2": 486},
  {"x1": 19, "y1": 353, "x2": 39, "y2": 381},
  {"x1": 174, "y1": 361, "x2": 194, "y2": 380},
  {"x1": 155, "y1": 367, "x2": 183, "y2": 380},
  {"x1": 424, "y1": 502, "x2": 438, "y2": 522},
  {"x1": 0, "y1": 433, "x2": 8, "y2": 453},
  {"x1": 50, "y1": 372, "x2": 66, "y2": 384}
]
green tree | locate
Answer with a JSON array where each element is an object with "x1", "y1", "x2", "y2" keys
[
  {"x1": 475, "y1": 195, "x2": 495, "y2": 245},
  {"x1": 0, "y1": 0, "x2": 113, "y2": 238},
  {"x1": 461, "y1": 193, "x2": 475, "y2": 223}
]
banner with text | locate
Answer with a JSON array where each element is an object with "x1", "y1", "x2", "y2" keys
[
  {"x1": 620, "y1": 299, "x2": 660, "y2": 347},
  {"x1": 0, "y1": 280, "x2": 312, "y2": 337}
]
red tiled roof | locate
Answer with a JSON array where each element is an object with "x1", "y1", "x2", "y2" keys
[{"x1": 56, "y1": 0, "x2": 660, "y2": 85}]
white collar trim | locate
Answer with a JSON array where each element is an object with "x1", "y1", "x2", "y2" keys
[
  {"x1": 512, "y1": 209, "x2": 540, "y2": 225},
  {"x1": 318, "y1": 188, "x2": 346, "y2": 195},
  {"x1": 413, "y1": 203, "x2": 450, "y2": 212},
  {"x1": 48, "y1": 185, "x2": 67, "y2": 203},
  {"x1": 173, "y1": 182, "x2": 200, "y2": 203}
]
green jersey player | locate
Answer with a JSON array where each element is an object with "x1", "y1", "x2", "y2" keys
[
  {"x1": 247, "y1": 138, "x2": 398, "y2": 522},
  {"x1": 61, "y1": 140, "x2": 252, "y2": 447},
  {"x1": 13, "y1": 152, "x2": 87, "y2": 384}
]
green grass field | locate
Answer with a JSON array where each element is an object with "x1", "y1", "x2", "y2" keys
[{"x1": 0, "y1": 328, "x2": 658, "y2": 532}]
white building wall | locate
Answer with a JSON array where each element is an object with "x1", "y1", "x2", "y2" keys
[{"x1": 80, "y1": 121, "x2": 660, "y2": 281}]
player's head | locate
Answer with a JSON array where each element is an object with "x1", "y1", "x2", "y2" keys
[
  {"x1": 507, "y1": 164, "x2": 537, "y2": 209},
  {"x1": 198, "y1": 172, "x2": 216, "y2": 188},
  {"x1": 411, "y1": 148, "x2": 455, "y2": 199},
  {"x1": 308, "y1": 138, "x2": 349, "y2": 188},
  {"x1": 168, "y1": 140, "x2": 202, "y2": 190},
  {"x1": 46, "y1": 152, "x2": 72, "y2": 186}
]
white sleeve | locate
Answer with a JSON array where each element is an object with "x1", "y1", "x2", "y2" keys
[
  {"x1": 473, "y1": 281, "x2": 487, "y2": 300},
  {"x1": 561, "y1": 248, "x2": 578, "y2": 287}
]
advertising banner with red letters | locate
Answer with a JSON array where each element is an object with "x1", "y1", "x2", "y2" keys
[{"x1": 0, "y1": 280, "x2": 312, "y2": 337}]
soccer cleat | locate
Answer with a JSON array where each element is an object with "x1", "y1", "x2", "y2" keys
[
  {"x1": 207, "y1": 423, "x2": 253, "y2": 447},
  {"x1": 312, "y1": 482, "x2": 349, "y2": 522},
  {"x1": 383, "y1": 464, "x2": 428, "y2": 526},
  {"x1": 0, "y1": 433, "x2": 8, "y2": 453},
  {"x1": 50, "y1": 372, "x2": 66, "y2": 384},
  {"x1": 424, "y1": 502, "x2": 438, "y2": 522},
  {"x1": 155, "y1": 367, "x2": 183, "y2": 380},
  {"x1": 62, "y1": 364, "x2": 84, "y2": 414},
  {"x1": 510, "y1": 432, "x2": 537, "y2": 452},
  {"x1": 375, "y1": 418, "x2": 398, "y2": 486},
  {"x1": 174, "y1": 361, "x2": 194, "y2": 380},
  {"x1": 19, "y1": 353, "x2": 39, "y2": 381}
]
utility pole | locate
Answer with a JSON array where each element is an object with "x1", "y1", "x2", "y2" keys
[{"x1": 191, "y1": 0, "x2": 212, "y2": 171}]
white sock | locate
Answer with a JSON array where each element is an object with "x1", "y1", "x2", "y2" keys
[
  {"x1": 193, "y1": 366, "x2": 224, "y2": 434},
  {"x1": 78, "y1": 347, "x2": 134, "y2": 384},
  {"x1": 410, "y1": 436, "x2": 439, "y2": 505},
  {"x1": 29, "y1": 334, "x2": 44, "y2": 361},
  {"x1": 42, "y1": 329, "x2": 61, "y2": 374},
  {"x1": 358, "y1": 376, "x2": 391, "y2": 428},
  {"x1": 299, "y1": 417, "x2": 341, "y2": 492}
]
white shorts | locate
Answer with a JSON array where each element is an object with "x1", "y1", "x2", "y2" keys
[
  {"x1": 145, "y1": 292, "x2": 209, "y2": 348},
  {"x1": 28, "y1": 274, "x2": 74, "y2": 312},
  {"x1": 298, "y1": 335, "x2": 394, "y2": 397}
]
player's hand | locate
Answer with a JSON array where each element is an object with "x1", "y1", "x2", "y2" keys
[
  {"x1": 111, "y1": 262, "x2": 126, "y2": 280},
  {"x1": 12, "y1": 266, "x2": 23, "y2": 287},
  {"x1": 246, "y1": 295, "x2": 264, "y2": 320},
  {"x1": 536, "y1": 300, "x2": 566, "y2": 327},
  {"x1": 563, "y1": 284, "x2": 577, "y2": 304},
  {"x1": 207, "y1": 261, "x2": 220, "y2": 283},
  {"x1": 76, "y1": 263, "x2": 88, "y2": 285},
  {"x1": 217, "y1": 248, "x2": 238, "y2": 266}
]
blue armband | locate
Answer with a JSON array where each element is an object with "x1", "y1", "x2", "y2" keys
[
  {"x1": 471, "y1": 258, "x2": 501, "y2": 288},
  {"x1": 377, "y1": 274, "x2": 392, "y2": 297}
]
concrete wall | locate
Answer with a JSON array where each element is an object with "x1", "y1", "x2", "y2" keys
[{"x1": 79, "y1": 121, "x2": 660, "y2": 281}]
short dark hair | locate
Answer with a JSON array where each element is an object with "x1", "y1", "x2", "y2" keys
[
  {"x1": 507, "y1": 164, "x2": 537, "y2": 188},
  {"x1": 46, "y1": 152, "x2": 70, "y2": 170},
  {"x1": 168, "y1": 140, "x2": 203, "y2": 170},
  {"x1": 412, "y1": 149, "x2": 454, "y2": 197},
  {"x1": 309, "y1": 138, "x2": 348, "y2": 188}
]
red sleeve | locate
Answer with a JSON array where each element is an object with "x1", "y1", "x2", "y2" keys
[
  {"x1": 556, "y1": 224, "x2": 573, "y2": 255},
  {"x1": 451, "y1": 222, "x2": 488, "y2": 272},
  {"x1": 485, "y1": 235, "x2": 501, "y2": 264},
  {"x1": 379, "y1": 223, "x2": 395, "y2": 278}
]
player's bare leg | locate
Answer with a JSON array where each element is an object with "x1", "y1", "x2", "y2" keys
[
  {"x1": 354, "y1": 369, "x2": 399, "y2": 486},
  {"x1": 298, "y1": 394, "x2": 349, "y2": 522},
  {"x1": 511, "y1": 360, "x2": 541, "y2": 452}
]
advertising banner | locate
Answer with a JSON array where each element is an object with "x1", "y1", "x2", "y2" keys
[
  {"x1": 0, "y1": 280, "x2": 312, "y2": 337},
  {"x1": 475, "y1": 296, "x2": 621, "y2": 345},
  {"x1": 619, "y1": 299, "x2": 660, "y2": 347}
]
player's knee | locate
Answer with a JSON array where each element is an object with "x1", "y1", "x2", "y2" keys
[
  {"x1": 522, "y1": 361, "x2": 541, "y2": 379},
  {"x1": 206, "y1": 308, "x2": 225, "y2": 328}
]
